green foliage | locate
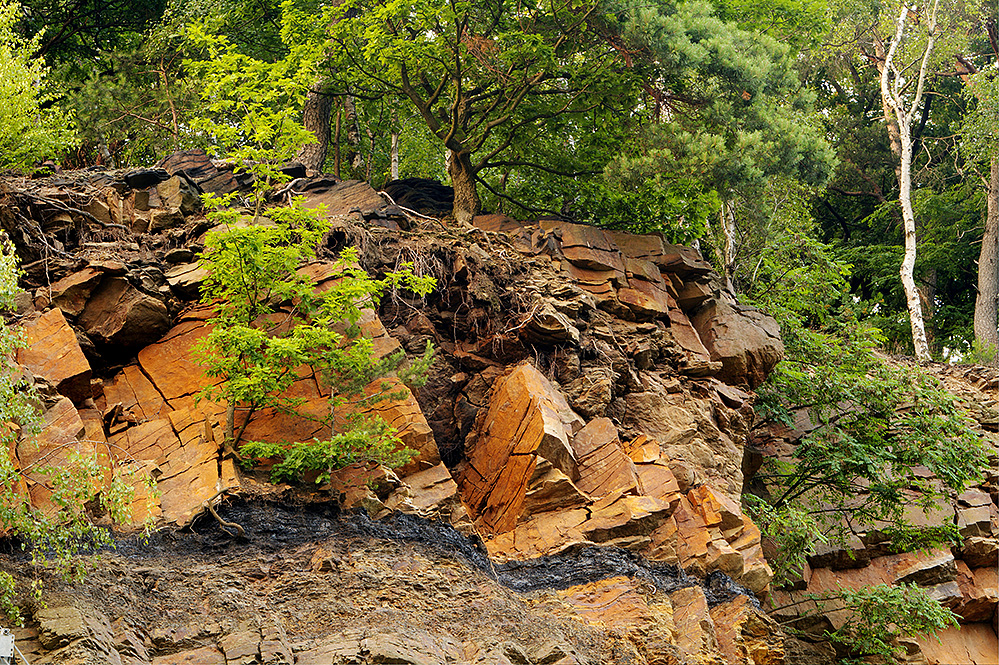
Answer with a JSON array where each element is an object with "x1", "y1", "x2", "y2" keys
[
  {"x1": 196, "y1": 198, "x2": 436, "y2": 451},
  {"x1": 964, "y1": 338, "x2": 998, "y2": 366},
  {"x1": 185, "y1": 23, "x2": 315, "y2": 213},
  {"x1": 188, "y1": 30, "x2": 437, "y2": 480},
  {"x1": 580, "y1": 174, "x2": 716, "y2": 244},
  {"x1": 0, "y1": 0, "x2": 77, "y2": 169},
  {"x1": 756, "y1": 319, "x2": 987, "y2": 530},
  {"x1": 710, "y1": 0, "x2": 830, "y2": 49},
  {"x1": 603, "y1": 0, "x2": 838, "y2": 194},
  {"x1": 744, "y1": 495, "x2": 826, "y2": 583},
  {"x1": 61, "y1": 13, "x2": 199, "y2": 167},
  {"x1": 240, "y1": 417, "x2": 414, "y2": 483},
  {"x1": 750, "y1": 311, "x2": 987, "y2": 592},
  {"x1": 16, "y1": 0, "x2": 167, "y2": 66},
  {"x1": 745, "y1": 200, "x2": 987, "y2": 591},
  {"x1": 827, "y1": 584, "x2": 959, "y2": 661},
  {"x1": 295, "y1": 0, "x2": 641, "y2": 216},
  {"x1": 958, "y1": 70, "x2": 998, "y2": 169}
]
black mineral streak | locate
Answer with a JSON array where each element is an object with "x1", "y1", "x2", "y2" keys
[{"x1": 42, "y1": 498, "x2": 760, "y2": 607}]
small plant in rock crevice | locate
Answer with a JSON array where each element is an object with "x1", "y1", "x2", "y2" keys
[{"x1": 188, "y1": 27, "x2": 436, "y2": 482}]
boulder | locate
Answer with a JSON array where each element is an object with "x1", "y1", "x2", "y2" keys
[
  {"x1": 808, "y1": 534, "x2": 870, "y2": 570},
  {"x1": 102, "y1": 364, "x2": 172, "y2": 422},
  {"x1": 606, "y1": 231, "x2": 665, "y2": 262},
  {"x1": 565, "y1": 368, "x2": 614, "y2": 419},
  {"x1": 582, "y1": 492, "x2": 674, "y2": 543},
  {"x1": 518, "y1": 457, "x2": 589, "y2": 518},
  {"x1": 149, "y1": 207, "x2": 186, "y2": 232},
  {"x1": 17, "y1": 397, "x2": 92, "y2": 511},
  {"x1": 656, "y1": 244, "x2": 713, "y2": 277},
  {"x1": 77, "y1": 276, "x2": 171, "y2": 348},
  {"x1": 570, "y1": 418, "x2": 639, "y2": 497},
  {"x1": 48, "y1": 267, "x2": 102, "y2": 317},
  {"x1": 961, "y1": 536, "x2": 999, "y2": 568},
  {"x1": 674, "y1": 277, "x2": 714, "y2": 310},
  {"x1": 108, "y1": 408, "x2": 224, "y2": 525},
  {"x1": 17, "y1": 308, "x2": 92, "y2": 403},
  {"x1": 472, "y1": 213, "x2": 523, "y2": 233},
  {"x1": 293, "y1": 178, "x2": 388, "y2": 217},
  {"x1": 556, "y1": 223, "x2": 627, "y2": 274},
  {"x1": 157, "y1": 148, "x2": 239, "y2": 195},
  {"x1": 395, "y1": 462, "x2": 461, "y2": 516},
  {"x1": 666, "y1": 294, "x2": 712, "y2": 361},
  {"x1": 953, "y1": 561, "x2": 999, "y2": 622},
  {"x1": 219, "y1": 630, "x2": 260, "y2": 665},
  {"x1": 484, "y1": 507, "x2": 590, "y2": 561},
  {"x1": 456, "y1": 363, "x2": 582, "y2": 533},
  {"x1": 156, "y1": 175, "x2": 201, "y2": 216},
  {"x1": 123, "y1": 167, "x2": 170, "y2": 190},
  {"x1": 691, "y1": 298, "x2": 783, "y2": 389},
  {"x1": 165, "y1": 262, "x2": 209, "y2": 299}
]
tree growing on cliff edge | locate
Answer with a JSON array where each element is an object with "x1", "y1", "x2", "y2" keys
[
  {"x1": 187, "y1": 31, "x2": 436, "y2": 479},
  {"x1": 286, "y1": 0, "x2": 639, "y2": 224},
  {"x1": 874, "y1": 0, "x2": 944, "y2": 362},
  {"x1": 959, "y1": 69, "x2": 998, "y2": 360},
  {"x1": 195, "y1": 199, "x2": 435, "y2": 478},
  {"x1": 749, "y1": 228, "x2": 989, "y2": 565}
]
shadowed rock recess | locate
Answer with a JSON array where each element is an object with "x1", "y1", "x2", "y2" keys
[{"x1": 0, "y1": 157, "x2": 995, "y2": 664}]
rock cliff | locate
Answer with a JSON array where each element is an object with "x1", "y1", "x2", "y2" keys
[{"x1": 0, "y1": 154, "x2": 994, "y2": 665}]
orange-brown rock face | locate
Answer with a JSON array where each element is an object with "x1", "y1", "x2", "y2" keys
[
  {"x1": 456, "y1": 363, "x2": 582, "y2": 534},
  {"x1": 9, "y1": 169, "x2": 808, "y2": 665},
  {"x1": 17, "y1": 308, "x2": 92, "y2": 403},
  {"x1": 456, "y1": 360, "x2": 773, "y2": 595}
]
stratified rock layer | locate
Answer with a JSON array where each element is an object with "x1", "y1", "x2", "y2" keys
[{"x1": 11, "y1": 166, "x2": 994, "y2": 665}]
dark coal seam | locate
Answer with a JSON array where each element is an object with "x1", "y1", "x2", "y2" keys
[
  {"x1": 10, "y1": 499, "x2": 760, "y2": 609},
  {"x1": 152, "y1": 503, "x2": 760, "y2": 608}
]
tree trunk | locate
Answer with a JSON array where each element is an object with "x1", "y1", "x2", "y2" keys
[
  {"x1": 721, "y1": 199, "x2": 737, "y2": 293},
  {"x1": 878, "y1": 1, "x2": 937, "y2": 362},
  {"x1": 448, "y1": 149, "x2": 480, "y2": 224},
  {"x1": 920, "y1": 267, "x2": 936, "y2": 355},
  {"x1": 391, "y1": 131, "x2": 400, "y2": 181},
  {"x1": 297, "y1": 86, "x2": 332, "y2": 173},
  {"x1": 343, "y1": 95, "x2": 364, "y2": 176},
  {"x1": 897, "y1": 120, "x2": 931, "y2": 360},
  {"x1": 974, "y1": 156, "x2": 999, "y2": 355},
  {"x1": 333, "y1": 102, "x2": 342, "y2": 179}
]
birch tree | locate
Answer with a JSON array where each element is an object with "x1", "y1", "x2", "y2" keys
[{"x1": 876, "y1": 0, "x2": 941, "y2": 361}]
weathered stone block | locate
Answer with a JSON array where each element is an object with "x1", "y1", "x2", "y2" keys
[{"x1": 18, "y1": 308, "x2": 92, "y2": 403}]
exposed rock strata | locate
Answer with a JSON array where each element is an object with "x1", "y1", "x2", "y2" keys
[{"x1": 3, "y1": 165, "x2": 995, "y2": 664}]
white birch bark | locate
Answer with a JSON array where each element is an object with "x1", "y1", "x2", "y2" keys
[{"x1": 878, "y1": 0, "x2": 939, "y2": 361}]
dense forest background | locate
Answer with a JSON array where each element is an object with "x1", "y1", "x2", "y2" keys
[{"x1": 2, "y1": 0, "x2": 997, "y2": 361}]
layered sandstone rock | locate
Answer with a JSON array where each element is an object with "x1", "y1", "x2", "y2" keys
[
  {"x1": 17, "y1": 308, "x2": 92, "y2": 403},
  {"x1": 763, "y1": 363, "x2": 998, "y2": 665},
  {"x1": 7, "y1": 167, "x2": 809, "y2": 665}
]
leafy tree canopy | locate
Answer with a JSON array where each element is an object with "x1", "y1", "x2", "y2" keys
[{"x1": 0, "y1": 0, "x2": 76, "y2": 169}]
